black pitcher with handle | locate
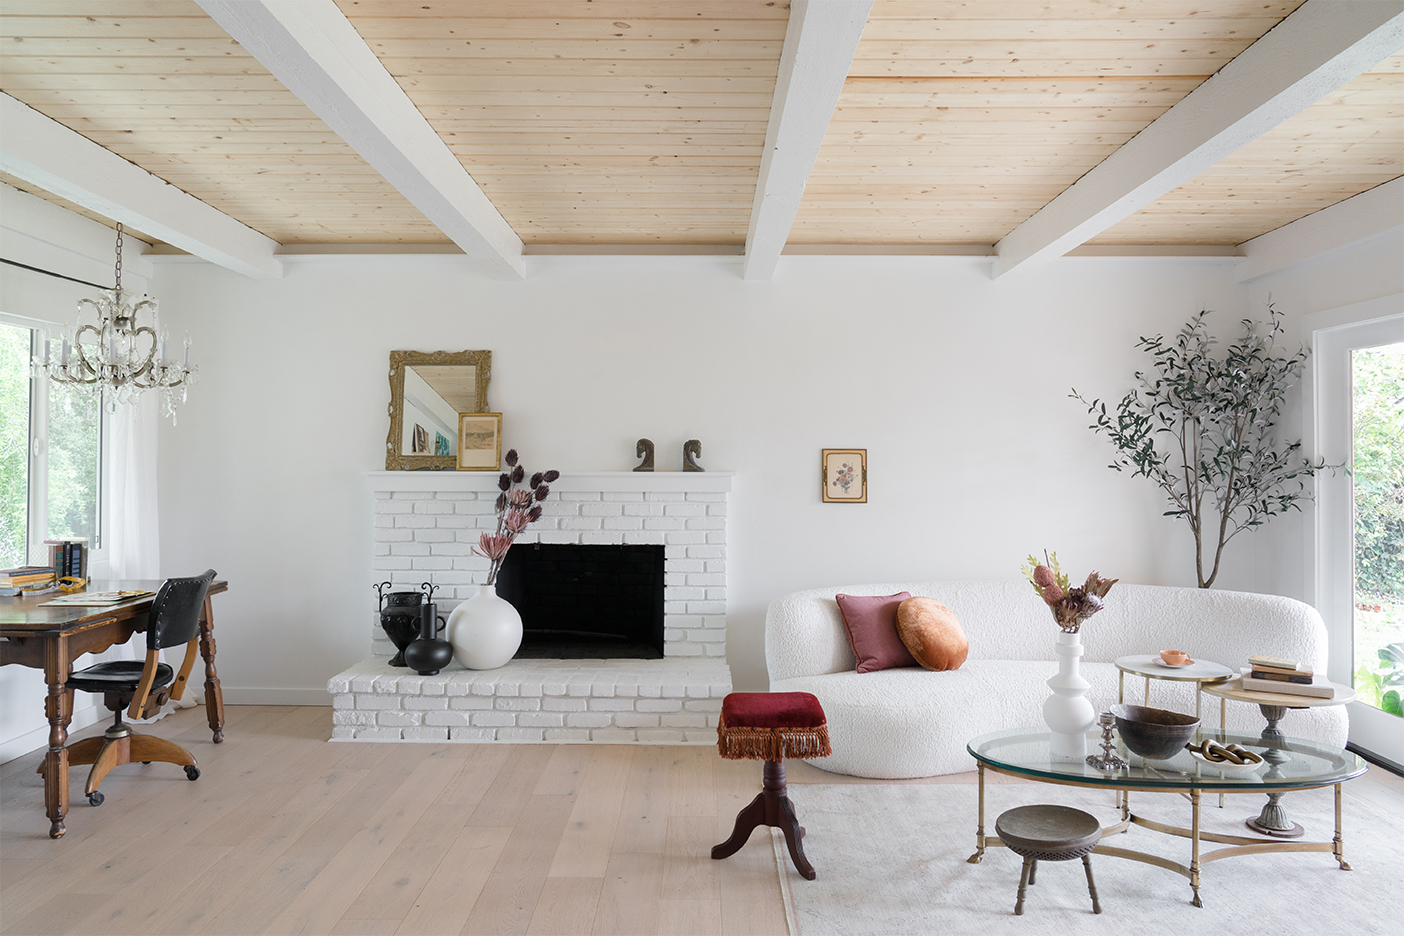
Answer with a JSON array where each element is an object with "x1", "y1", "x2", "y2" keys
[{"x1": 404, "y1": 601, "x2": 452, "y2": 676}]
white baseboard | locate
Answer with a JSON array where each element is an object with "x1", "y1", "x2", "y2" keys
[
  {"x1": 0, "y1": 702, "x2": 104, "y2": 766},
  {"x1": 221, "y1": 687, "x2": 331, "y2": 706}
]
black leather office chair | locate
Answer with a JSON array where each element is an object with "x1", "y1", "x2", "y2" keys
[{"x1": 42, "y1": 570, "x2": 216, "y2": 805}]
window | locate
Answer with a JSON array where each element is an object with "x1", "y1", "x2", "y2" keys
[
  {"x1": 1311, "y1": 299, "x2": 1404, "y2": 765},
  {"x1": 0, "y1": 315, "x2": 103, "y2": 569}
]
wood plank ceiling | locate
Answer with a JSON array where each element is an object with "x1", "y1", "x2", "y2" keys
[
  {"x1": 334, "y1": 0, "x2": 786, "y2": 245},
  {"x1": 0, "y1": 0, "x2": 447, "y2": 245},
  {"x1": 0, "y1": 0, "x2": 1400, "y2": 254}
]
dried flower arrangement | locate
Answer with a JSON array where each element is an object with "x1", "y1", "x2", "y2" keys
[
  {"x1": 1021, "y1": 551, "x2": 1118, "y2": 633},
  {"x1": 475, "y1": 450, "x2": 559, "y2": 585}
]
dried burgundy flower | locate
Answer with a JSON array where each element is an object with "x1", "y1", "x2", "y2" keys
[
  {"x1": 527, "y1": 505, "x2": 542, "y2": 523},
  {"x1": 498, "y1": 473, "x2": 511, "y2": 492},
  {"x1": 478, "y1": 453, "x2": 561, "y2": 585},
  {"x1": 511, "y1": 464, "x2": 525, "y2": 483},
  {"x1": 505, "y1": 450, "x2": 519, "y2": 467},
  {"x1": 530, "y1": 472, "x2": 544, "y2": 488},
  {"x1": 1033, "y1": 565, "x2": 1056, "y2": 588},
  {"x1": 544, "y1": 470, "x2": 560, "y2": 483},
  {"x1": 535, "y1": 485, "x2": 550, "y2": 501},
  {"x1": 495, "y1": 492, "x2": 508, "y2": 512}
]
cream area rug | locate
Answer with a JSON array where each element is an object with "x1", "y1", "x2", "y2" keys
[{"x1": 780, "y1": 781, "x2": 1403, "y2": 935}]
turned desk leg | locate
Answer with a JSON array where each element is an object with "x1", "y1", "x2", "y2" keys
[
  {"x1": 43, "y1": 638, "x2": 72, "y2": 839},
  {"x1": 199, "y1": 595, "x2": 225, "y2": 743}
]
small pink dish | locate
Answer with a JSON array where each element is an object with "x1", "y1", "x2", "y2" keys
[{"x1": 1159, "y1": 650, "x2": 1193, "y2": 666}]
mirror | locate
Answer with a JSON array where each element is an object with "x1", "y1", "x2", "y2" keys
[{"x1": 386, "y1": 350, "x2": 491, "y2": 470}]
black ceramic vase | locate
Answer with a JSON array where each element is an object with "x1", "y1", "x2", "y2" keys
[
  {"x1": 377, "y1": 587, "x2": 424, "y2": 667},
  {"x1": 404, "y1": 602, "x2": 453, "y2": 676}
]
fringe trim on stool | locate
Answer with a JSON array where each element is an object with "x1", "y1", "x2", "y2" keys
[{"x1": 716, "y1": 725, "x2": 832, "y2": 761}]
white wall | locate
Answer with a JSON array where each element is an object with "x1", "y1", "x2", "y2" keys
[
  {"x1": 150, "y1": 251, "x2": 1293, "y2": 697},
  {"x1": 0, "y1": 184, "x2": 154, "y2": 762}
]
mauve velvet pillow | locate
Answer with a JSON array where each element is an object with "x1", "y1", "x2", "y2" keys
[
  {"x1": 835, "y1": 592, "x2": 917, "y2": 673},
  {"x1": 895, "y1": 597, "x2": 969, "y2": 671}
]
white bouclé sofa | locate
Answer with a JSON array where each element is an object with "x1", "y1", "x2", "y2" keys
[{"x1": 766, "y1": 580, "x2": 1348, "y2": 779}]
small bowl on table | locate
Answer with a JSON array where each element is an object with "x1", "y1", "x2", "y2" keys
[{"x1": 1111, "y1": 703, "x2": 1200, "y2": 761}]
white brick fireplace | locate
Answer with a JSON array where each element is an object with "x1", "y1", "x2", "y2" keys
[{"x1": 328, "y1": 471, "x2": 733, "y2": 742}]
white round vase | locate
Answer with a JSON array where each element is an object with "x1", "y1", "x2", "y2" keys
[
  {"x1": 1043, "y1": 630, "x2": 1097, "y2": 761},
  {"x1": 446, "y1": 583, "x2": 523, "y2": 670}
]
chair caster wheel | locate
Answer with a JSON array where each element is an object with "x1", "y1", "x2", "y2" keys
[
  {"x1": 143, "y1": 761, "x2": 151, "y2": 764},
  {"x1": 88, "y1": 791, "x2": 104, "y2": 807},
  {"x1": 185, "y1": 766, "x2": 200, "y2": 781}
]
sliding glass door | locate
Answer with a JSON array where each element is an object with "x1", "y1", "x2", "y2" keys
[{"x1": 1313, "y1": 301, "x2": 1404, "y2": 765}]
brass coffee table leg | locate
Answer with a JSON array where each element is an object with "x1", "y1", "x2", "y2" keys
[
  {"x1": 968, "y1": 763, "x2": 987, "y2": 863},
  {"x1": 1334, "y1": 783, "x2": 1352, "y2": 871}
]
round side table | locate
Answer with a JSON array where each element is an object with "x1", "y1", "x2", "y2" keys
[
  {"x1": 1113, "y1": 655, "x2": 1235, "y2": 721},
  {"x1": 1201, "y1": 676, "x2": 1356, "y2": 839}
]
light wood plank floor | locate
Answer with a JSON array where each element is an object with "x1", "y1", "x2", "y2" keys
[{"x1": 2, "y1": 705, "x2": 1400, "y2": 935}]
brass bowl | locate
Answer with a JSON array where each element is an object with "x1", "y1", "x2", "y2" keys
[{"x1": 1111, "y1": 703, "x2": 1200, "y2": 760}]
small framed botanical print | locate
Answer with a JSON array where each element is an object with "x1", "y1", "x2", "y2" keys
[
  {"x1": 457, "y1": 413, "x2": 503, "y2": 470},
  {"x1": 822, "y1": 449, "x2": 867, "y2": 503}
]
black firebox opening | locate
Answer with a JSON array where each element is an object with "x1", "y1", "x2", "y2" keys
[{"x1": 495, "y1": 543, "x2": 665, "y2": 659}]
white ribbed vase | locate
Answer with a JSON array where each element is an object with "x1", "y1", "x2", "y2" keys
[
  {"x1": 1043, "y1": 630, "x2": 1096, "y2": 761},
  {"x1": 446, "y1": 583, "x2": 522, "y2": 670}
]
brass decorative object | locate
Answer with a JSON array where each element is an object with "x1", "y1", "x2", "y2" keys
[
  {"x1": 633, "y1": 438, "x2": 655, "y2": 472},
  {"x1": 1085, "y1": 712, "x2": 1128, "y2": 771},
  {"x1": 683, "y1": 439, "x2": 704, "y2": 472},
  {"x1": 385, "y1": 350, "x2": 491, "y2": 470}
]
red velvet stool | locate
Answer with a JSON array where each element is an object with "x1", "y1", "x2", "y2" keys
[{"x1": 712, "y1": 691, "x2": 831, "y2": 880}]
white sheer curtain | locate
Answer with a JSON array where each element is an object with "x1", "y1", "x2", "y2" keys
[{"x1": 98, "y1": 392, "x2": 200, "y2": 717}]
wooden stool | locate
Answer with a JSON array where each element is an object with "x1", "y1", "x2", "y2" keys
[
  {"x1": 711, "y1": 691, "x2": 832, "y2": 880},
  {"x1": 994, "y1": 805, "x2": 1103, "y2": 915}
]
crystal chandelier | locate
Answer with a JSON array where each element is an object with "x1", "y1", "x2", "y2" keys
[{"x1": 35, "y1": 223, "x2": 196, "y2": 421}]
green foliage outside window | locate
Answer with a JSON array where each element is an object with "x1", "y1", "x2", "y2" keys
[
  {"x1": 46, "y1": 381, "x2": 99, "y2": 543},
  {"x1": 1352, "y1": 344, "x2": 1403, "y2": 718},
  {"x1": 0, "y1": 324, "x2": 30, "y2": 569}
]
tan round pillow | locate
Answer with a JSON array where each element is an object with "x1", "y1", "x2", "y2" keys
[{"x1": 895, "y1": 597, "x2": 969, "y2": 671}]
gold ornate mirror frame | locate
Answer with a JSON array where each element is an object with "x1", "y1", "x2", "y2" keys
[{"x1": 386, "y1": 350, "x2": 492, "y2": 470}]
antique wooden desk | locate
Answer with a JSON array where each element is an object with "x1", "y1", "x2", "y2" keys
[{"x1": 0, "y1": 579, "x2": 228, "y2": 838}]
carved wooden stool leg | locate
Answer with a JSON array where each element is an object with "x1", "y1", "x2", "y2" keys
[
  {"x1": 1015, "y1": 857, "x2": 1033, "y2": 915},
  {"x1": 712, "y1": 792, "x2": 766, "y2": 860},
  {"x1": 712, "y1": 760, "x2": 816, "y2": 880},
  {"x1": 1083, "y1": 855, "x2": 1102, "y2": 914},
  {"x1": 1027, "y1": 858, "x2": 1037, "y2": 885}
]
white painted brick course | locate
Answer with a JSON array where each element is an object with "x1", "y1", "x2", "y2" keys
[
  {"x1": 498, "y1": 728, "x2": 546, "y2": 742},
  {"x1": 404, "y1": 727, "x2": 450, "y2": 741},
  {"x1": 472, "y1": 712, "x2": 517, "y2": 727},
  {"x1": 591, "y1": 729, "x2": 638, "y2": 743}
]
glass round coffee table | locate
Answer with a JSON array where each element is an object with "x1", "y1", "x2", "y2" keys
[{"x1": 966, "y1": 727, "x2": 1367, "y2": 907}]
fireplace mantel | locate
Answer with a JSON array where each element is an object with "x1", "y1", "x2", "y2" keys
[{"x1": 366, "y1": 470, "x2": 733, "y2": 494}]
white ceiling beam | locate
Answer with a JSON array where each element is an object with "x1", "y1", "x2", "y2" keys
[
  {"x1": 743, "y1": 0, "x2": 873, "y2": 282},
  {"x1": 197, "y1": 0, "x2": 524, "y2": 280},
  {"x1": 1237, "y1": 177, "x2": 1404, "y2": 282},
  {"x1": 991, "y1": 0, "x2": 1404, "y2": 280},
  {"x1": 0, "y1": 93, "x2": 283, "y2": 281}
]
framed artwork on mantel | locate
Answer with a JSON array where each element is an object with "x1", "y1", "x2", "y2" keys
[
  {"x1": 822, "y1": 449, "x2": 867, "y2": 503},
  {"x1": 458, "y1": 413, "x2": 503, "y2": 471}
]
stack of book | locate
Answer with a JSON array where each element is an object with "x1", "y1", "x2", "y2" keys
[
  {"x1": 0, "y1": 565, "x2": 58, "y2": 597},
  {"x1": 1240, "y1": 655, "x2": 1335, "y2": 699},
  {"x1": 45, "y1": 538, "x2": 88, "y2": 585}
]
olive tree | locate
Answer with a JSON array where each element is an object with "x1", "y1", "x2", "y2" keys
[{"x1": 1073, "y1": 306, "x2": 1332, "y2": 588}]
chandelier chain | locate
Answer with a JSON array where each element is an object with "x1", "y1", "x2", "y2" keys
[{"x1": 114, "y1": 222, "x2": 123, "y2": 291}]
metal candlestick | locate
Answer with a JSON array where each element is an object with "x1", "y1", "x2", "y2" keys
[{"x1": 1085, "y1": 712, "x2": 1128, "y2": 771}]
